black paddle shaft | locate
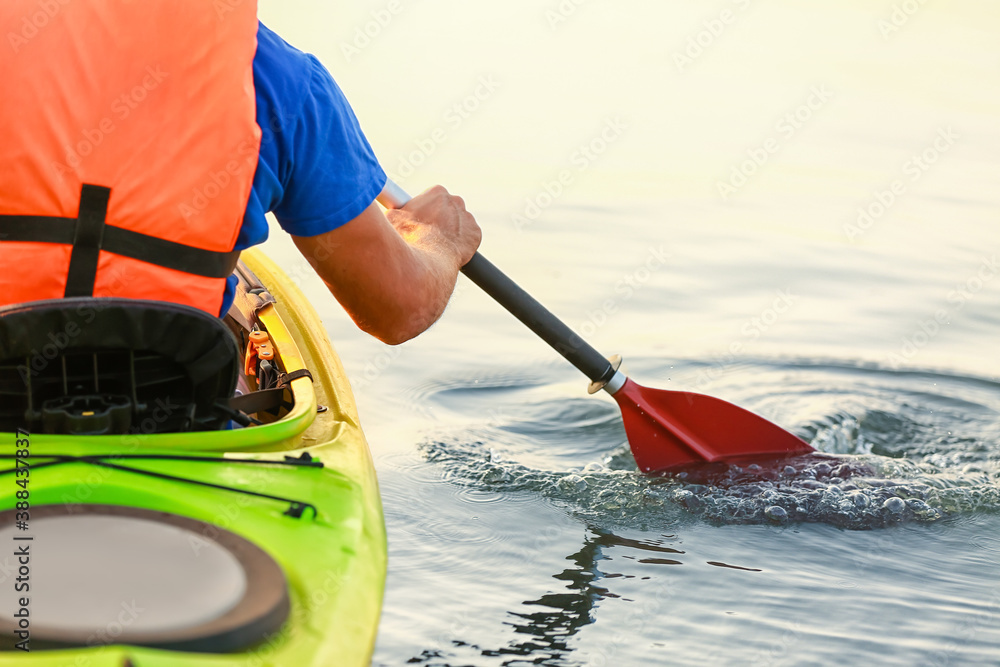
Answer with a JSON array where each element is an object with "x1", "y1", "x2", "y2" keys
[
  {"x1": 461, "y1": 252, "x2": 617, "y2": 386},
  {"x1": 376, "y1": 180, "x2": 616, "y2": 386}
]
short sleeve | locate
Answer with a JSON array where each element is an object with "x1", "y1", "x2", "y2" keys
[
  {"x1": 271, "y1": 56, "x2": 386, "y2": 236},
  {"x1": 243, "y1": 24, "x2": 386, "y2": 244},
  {"x1": 224, "y1": 24, "x2": 387, "y2": 314}
]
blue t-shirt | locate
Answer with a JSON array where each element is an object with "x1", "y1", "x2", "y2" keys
[{"x1": 222, "y1": 23, "x2": 387, "y2": 313}]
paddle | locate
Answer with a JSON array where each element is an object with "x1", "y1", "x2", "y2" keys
[{"x1": 377, "y1": 179, "x2": 815, "y2": 473}]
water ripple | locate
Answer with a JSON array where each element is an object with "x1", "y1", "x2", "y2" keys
[{"x1": 415, "y1": 359, "x2": 1000, "y2": 531}]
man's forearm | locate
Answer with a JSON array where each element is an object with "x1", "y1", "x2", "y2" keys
[
  {"x1": 337, "y1": 231, "x2": 460, "y2": 345},
  {"x1": 292, "y1": 189, "x2": 479, "y2": 345}
]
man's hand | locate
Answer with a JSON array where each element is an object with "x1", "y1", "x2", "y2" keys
[
  {"x1": 291, "y1": 185, "x2": 481, "y2": 345},
  {"x1": 385, "y1": 185, "x2": 481, "y2": 269}
]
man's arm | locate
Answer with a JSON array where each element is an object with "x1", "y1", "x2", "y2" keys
[{"x1": 292, "y1": 185, "x2": 481, "y2": 345}]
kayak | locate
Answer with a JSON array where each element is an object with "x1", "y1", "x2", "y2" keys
[{"x1": 0, "y1": 249, "x2": 386, "y2": 665}]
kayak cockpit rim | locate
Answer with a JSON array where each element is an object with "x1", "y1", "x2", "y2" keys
[{"x1": 0, "y1": 267, "x2": 319, "y2": 452}]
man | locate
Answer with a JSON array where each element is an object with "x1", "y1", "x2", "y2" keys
[
  {"x1": 244, "y1": 21, "x2": 481, "y2": 344},
  {"x1": 0, "y1": 1, "x2": 480, "y2": 345}
]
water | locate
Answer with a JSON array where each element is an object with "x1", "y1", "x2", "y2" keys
[{"x1": 259, "y1": 1, "x2": 999, "y2": 664}]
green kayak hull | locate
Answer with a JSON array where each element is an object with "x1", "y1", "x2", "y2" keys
[{"x1": 0, "y1": 249, "x2": 386, "y2": 666}]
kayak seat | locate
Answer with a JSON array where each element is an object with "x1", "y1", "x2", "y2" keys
[{"x1": 0, "y1": 297, "x2": 239, "y2": 435}]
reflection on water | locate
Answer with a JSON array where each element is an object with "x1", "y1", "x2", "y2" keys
[
  {"x1": 484, "y1": 530, "x2": 629, "y2": 665},
  {"x1": 260, "y1": 0, "x2": 999, "y2": 664},
  {"x1": 385, "y1": 357, "x2": 1000, "y2": 665},
  {"x1": 408, "y1": 528, "x2": 684, "y2": 667},
  {"x1": 394, "y1": 357, "x2": 999, "y2": 663}
]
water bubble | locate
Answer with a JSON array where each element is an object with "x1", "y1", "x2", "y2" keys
[
  {"x1": 596, "y1": 488, "x2": 622, "y2": 510},
  {"x1": 883, "y1": 497, "x2": 905, "y2": 514},
  {"x1": 765, "y1": 506, "x2": 788, "y2": 522},
  {"x1": 783, "y1": 466, "x2": 797, "y2": 476},
  {"x1": 905, "y1": 498, "x2": 930, "y2": 513},
  {"x1": 849, "y1": 492, "x2": 870, "y2": 509},
  {"x1": 557, "y1": 474, "x2": 588, "y2": 492},
  {"x1": 673, "y1": 489, "x2": 704, "y2": 510},
  {"x1": 481, "y1": 468, "x2": 509, "y2": 485}
]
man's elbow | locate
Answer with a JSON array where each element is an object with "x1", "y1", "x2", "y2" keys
[
  {"x1": 372, "y1": 327, "x2": 418, "y2": 346},
  {"x1": 361, "y1": 309, "x2": 439, "y2": 346}
]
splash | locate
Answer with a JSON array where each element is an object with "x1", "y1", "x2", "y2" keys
[{"x1": 417, "y1": 360, "x2": 1000, "y2": 530}]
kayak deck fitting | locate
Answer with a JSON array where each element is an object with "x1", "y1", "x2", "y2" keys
[{"x1": 0, "y1": 249, "x2": 386, "y2": 666}]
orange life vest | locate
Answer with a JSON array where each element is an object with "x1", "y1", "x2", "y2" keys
[{"x1": 0, "y1": 0, "x2": 261, "y2": 315}]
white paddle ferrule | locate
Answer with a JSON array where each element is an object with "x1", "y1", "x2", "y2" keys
[
  {"x1": 602, "y1": 369, "x2": 627, "y2": 395},
  {"x1": 587, "y1": 354, "x2": 626, "y2": 395},
  {"x1": 377, "y1": 179, "x2": 412, "y2": 209}
]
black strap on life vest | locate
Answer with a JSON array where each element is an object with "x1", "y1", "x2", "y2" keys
[
  {"x1": 0, "y1": 184, "x2": 241, "y2": 296},
  {"x1": 65, "y1": 184, "x2": 110, "y2": 297}
]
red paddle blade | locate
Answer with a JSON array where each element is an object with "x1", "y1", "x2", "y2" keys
[{"x1": 611, "y1": 379, "x2": 815, "y2": 473}]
